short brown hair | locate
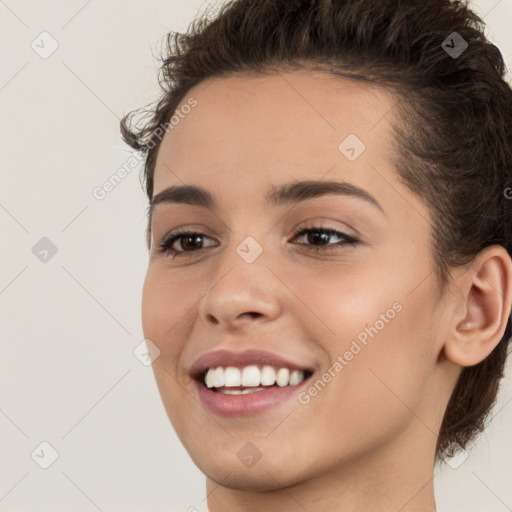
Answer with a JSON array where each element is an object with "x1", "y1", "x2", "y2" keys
[{"x1": 120, "y1": 0, "x2": 512, "y2": 460}]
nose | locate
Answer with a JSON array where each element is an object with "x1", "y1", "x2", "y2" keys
[{"x1": 198, "y1": 249, "x2": 282, "y2": 330}]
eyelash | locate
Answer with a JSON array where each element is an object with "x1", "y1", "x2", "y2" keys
[{"x1": 157, "y1": 226, "x2": 359, "y2": 259}]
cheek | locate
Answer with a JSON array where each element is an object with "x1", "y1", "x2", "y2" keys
[
  {"x1": 285, "y1": 260, "x2": 401, "y2": 339},
  {"x1": 141, "y1": 268, "x2": 197, "y2": 433},
  {"x1": 290, "y1": 261, "x2": 437, "y2": 436},
  {"x1": 141, "y1": 268, "x2": 198, "y2": 372},
  {"x1": 295, "y1": 313, "x2": 435, "y2": 460},
  {"x1": 288, "y1": 246, "x2": 437, "y2": 362},
  {"x1": 142, "y1": 266, "x2": 197, "y2": 338}
]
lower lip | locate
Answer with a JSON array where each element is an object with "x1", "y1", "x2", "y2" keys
[{"x1": 194, "y1": 378, "x2": 309, "y2": 417}]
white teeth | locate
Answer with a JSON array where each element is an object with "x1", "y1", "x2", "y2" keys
[
  {"x1": 289, "y1": 369, "x2": 304, "y2": 385},
  {"x1": 213, "y1": 367, "x2": 225, "y2": 388},
  {"x1": 260, "y1": 365, "x2": 276, "y2": 386},
  {"x1": 219, "y1": 387, "x2": 265, "y2": 395},
  {"x1": 205, "y1": 369, "x2": 216, "y2": 388},
  {"x1": 224, "y1": 367, "x2": 241, "y2": 387},
  {"x1": 241, "y1": 365, "x2": 260, "y2": 387},
  {"x1": 276, "y1": 368, "x2": 290, "y2": 387},
  {"x1": 204, "y1": 365, "x2": 307, "y2": 389}
]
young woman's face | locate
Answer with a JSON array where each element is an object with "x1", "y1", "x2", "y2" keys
[{"x1": 142, "y1": 70, "x2": 455, "y2": 489}]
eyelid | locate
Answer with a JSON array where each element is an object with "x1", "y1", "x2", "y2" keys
[{"x1": 293, "y1": 217, "x2": 356, "y2": 234}]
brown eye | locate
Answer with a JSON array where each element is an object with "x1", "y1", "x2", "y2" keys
[
  {"x1": 290, "y1": 227, "x2": 358, "y2": 252},
  {"x1": 159, "y1": 231, "x2": 216, "y2": 257}
]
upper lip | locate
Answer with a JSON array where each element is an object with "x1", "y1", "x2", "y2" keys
[{"x1": 189, "y1": 349, "x2": 314, "y2": 380}]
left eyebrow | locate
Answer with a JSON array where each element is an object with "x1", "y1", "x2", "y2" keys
[{"x1": 149, "y1": 179, "x2": 386, "y2": 218}]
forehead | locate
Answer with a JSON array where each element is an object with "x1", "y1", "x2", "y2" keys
[{"x1": 153, "y1": 69, "x2": 399, "y2": 199}]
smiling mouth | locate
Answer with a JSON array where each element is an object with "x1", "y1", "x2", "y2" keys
[{"x1": 198, "y1": 365, "x2": 314, "y2": 394}]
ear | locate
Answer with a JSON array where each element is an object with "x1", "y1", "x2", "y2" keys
[{"x1": 443, "y1": 245, "x2": 512, "y2": 367}]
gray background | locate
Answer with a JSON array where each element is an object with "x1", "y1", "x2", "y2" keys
[{"x1": 1, "y1": 1, "x2": 511, "y2": 510}]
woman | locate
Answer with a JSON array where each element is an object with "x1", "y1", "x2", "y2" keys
[{"x1": 121, "y1": 0, "x2": 512, "y2": 510}]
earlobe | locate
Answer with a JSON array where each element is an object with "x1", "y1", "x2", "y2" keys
[{"x1": 443, "y1": 245, "x2": 512, "y2": 368}]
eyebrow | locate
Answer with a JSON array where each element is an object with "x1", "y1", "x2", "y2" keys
[{"x1": 149, "y1": 179, "x2": 385, "y2": 217}]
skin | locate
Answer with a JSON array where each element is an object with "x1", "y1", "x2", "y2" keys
[{"x1": 141, "y1": 70, "x2": 512, "y2": 512}]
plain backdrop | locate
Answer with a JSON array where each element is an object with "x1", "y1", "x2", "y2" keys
[{"x1": 1, "y1": 1, "x2": 511, "y2": 511}]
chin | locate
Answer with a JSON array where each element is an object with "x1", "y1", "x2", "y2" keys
[
  {"x1": 203, "y1": 462, "x2": 303, "y2": 492},
  {"x1": 190, "y1": 439, "x2": 322, "y2": 492}
]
